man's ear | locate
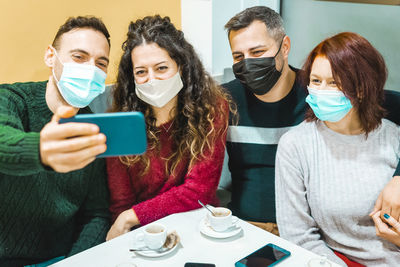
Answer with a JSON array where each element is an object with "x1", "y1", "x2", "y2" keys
[
  {"x1": 281, "y1": 35, "x2": 291, "y2": 60},
  {"x1": 44, "y1": 45, "x2": 55, "y2": 68}
]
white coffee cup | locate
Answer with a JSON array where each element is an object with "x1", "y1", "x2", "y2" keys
[
  {"x1": 207, "y1": 207, "x2": 238, "y2": 232},
  {"x1": 136, "y1": 223, "x2": 167, "y2": 250}
]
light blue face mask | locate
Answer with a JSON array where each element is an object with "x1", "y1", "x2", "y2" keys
[
  {"x1": 305, "y1": 87, "x2": 353, "y2": 122},
  {"x1": 52, "y1": 48, "x2": 106, "y2": 108}
]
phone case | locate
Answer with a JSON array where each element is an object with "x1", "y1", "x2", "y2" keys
[
  {"x1": 235, "y1": 243, "x2": 291, "y2": 267},
  {"x1": 59, "y1": 112, "x2": 147, "y2": 157}
]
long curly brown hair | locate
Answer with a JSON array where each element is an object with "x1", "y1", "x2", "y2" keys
[{"x1": 111, "y1": 15, "x2": 236, "y2": 177}]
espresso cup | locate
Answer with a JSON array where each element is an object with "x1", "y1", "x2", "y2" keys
[
  {"x1": 207, "y1": 207, "x2": 238, "y2": 232},
  {"x1": 136, "y1": 223, "x2": 167, "y2": 250}
]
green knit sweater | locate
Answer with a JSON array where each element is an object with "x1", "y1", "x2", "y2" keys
[{"x1": 0, "y1": 81, "x2": 110, "y2": 266}]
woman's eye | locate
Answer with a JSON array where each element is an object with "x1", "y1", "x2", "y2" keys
[
  {"x1": 158, "y1": 66, "x2": 168, "y2": 71},
  {"x1": 72, "y1": 54, "x2": 83, "y2": 60},
  {"x1": 311, "y1": 79, "x2": 320, "y2": 83},
  {"x1": 135, "y1": 70, "x2": 145, "y2": 75}
]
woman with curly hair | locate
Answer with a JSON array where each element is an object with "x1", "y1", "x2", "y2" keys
[{"x1": 106, "y1": 15, "x2": 235, "y2": 240}]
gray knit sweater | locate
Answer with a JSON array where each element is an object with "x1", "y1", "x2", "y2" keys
[{"x1": 275, "y1": 119, "x2": 400, "y2": 266}]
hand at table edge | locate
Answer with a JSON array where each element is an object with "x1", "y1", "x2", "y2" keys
[{"x1": 106, "y1": 209, "x2": 139, "y2": 241}]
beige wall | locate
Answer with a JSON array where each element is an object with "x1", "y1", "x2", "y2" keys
[{"x1": 0, "y1": 0, "x2": 181, "y2": 84}]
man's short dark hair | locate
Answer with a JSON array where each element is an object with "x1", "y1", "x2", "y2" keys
[
  {"x1": 52, "y1": 16, "x2": 110, "y2": 48},
  {"x1": 225, "y1": 6, "x2": 285, "y2": 42}
]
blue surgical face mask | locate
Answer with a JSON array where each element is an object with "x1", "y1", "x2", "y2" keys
[
  {"x1": 52, "y1": 47, "x2": 106, "y2": 108},
  {"x1": 305, "y1": 87, "x2": 353, "y2": 122}
]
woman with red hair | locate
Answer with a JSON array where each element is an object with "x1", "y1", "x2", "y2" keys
[{"x1": 275, "y1": 32, "x2": 400, "y2": 266}]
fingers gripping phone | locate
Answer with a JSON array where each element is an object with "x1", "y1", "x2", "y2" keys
[
  {"x1": 59, "y1": 112, "x2": 147, "y2": 157},
  {"x1": 235, "y1": 243, "x2": 291, "y2": 267}
]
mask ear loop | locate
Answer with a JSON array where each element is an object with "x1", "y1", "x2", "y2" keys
[
  {"x1": 273, "y1": 37, "x2": 284, "y2": 58},
  {"x1": 274, "y1": 36, "x2": 286, "y2": 73},
  {"x1": 50, "y1": 45, "x2": 64, "y2": 84}
]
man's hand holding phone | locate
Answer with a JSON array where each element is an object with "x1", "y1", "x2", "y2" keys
[{"x1": 40, "y1": 106, "x2": 107, "y2": 173}]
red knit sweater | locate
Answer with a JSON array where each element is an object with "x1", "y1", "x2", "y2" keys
[{"x1": 106, "y1": 115, "x2": 227, "y2": 225}]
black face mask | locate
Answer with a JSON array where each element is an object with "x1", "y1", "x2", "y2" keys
[{"x1": 232, "y1": 40, "x2": 284, "y2": 95}]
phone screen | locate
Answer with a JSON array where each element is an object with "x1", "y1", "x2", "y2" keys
[{"x1": 235, "y1": 243, "x2": 291, "y2": 267}]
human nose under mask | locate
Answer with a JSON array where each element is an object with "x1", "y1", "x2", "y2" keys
[
  {"x1": 134, "y1": 71, "x2": 184, "y2": 108},
  {"x1": 51, "y1": 46, "x2": 106, "y2": 108},
  {"x1": 305, "y1": 87, "x2": 353, "y2": 122},
  {"x1": 232, "y1": 38, "x2": 284, "y2": 95}
]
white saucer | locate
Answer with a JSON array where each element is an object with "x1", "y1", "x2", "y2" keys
[
  {"x1": 132, "y1": 235, "x2": 179, "y2": 258},
  {"x1": 199, "y1": 217, "x2": 242, "y2": 238}
]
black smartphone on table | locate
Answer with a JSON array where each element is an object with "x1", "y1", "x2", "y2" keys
[
  {"x1": 235, "y1": 243, "x2": 291, "y2": 267},
  {"x1": 184, "y1": 263, "x2": 216, "y2": 267}
]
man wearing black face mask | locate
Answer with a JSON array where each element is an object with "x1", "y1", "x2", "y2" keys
[
  {"x1": 232, "y1": 37, "x2": 284, "y2": 96},
  {"x1": 222, "y1": 6, "x2": 400, "y2": 235}
]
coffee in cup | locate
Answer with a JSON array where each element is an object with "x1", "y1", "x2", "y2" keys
[
  {"x1": 213, "y1": 210, "x2": 230, "y2": 217},
  {"x1": 135, "y1": 223, "x2": 167, "y2": 250},
  {"x1": 145, "y1": 224, "x2": 164, "y2": 234},
  {"x1": 207, "y1": 207, "x2": 238, "y2": 232}
]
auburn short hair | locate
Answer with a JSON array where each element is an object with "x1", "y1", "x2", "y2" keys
[{"x1": 301, "y1": 32, "x2": 387, "y2": 134}]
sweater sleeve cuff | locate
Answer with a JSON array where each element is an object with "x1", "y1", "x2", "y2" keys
[
  {"x1": 22, "y1": 132, "x2": 47, "y2": 171},
  {"x1": 132, "y1": 202, "x2": 161, "y2": 226},
  {"x1": 1, "y1": 132, "x2": 47, "y2": 176}
]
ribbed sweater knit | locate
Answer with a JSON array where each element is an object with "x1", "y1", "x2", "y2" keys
[
  {"x1": 106, "y1": 108, "x2": 228, "y2": 225},
  {"x1": 276, "y1": 119, "x2": 400, "y2": 266},
  {"x1": 0, "y1": 81, "x2": 110, "y2": 266},
  {"x1": 224, "y1": 67, "x2": 310, "y2": 223}
]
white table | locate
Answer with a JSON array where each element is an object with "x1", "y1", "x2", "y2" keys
[{"x1": 52, "y1": 209, "x2": 340, "y2": 267}]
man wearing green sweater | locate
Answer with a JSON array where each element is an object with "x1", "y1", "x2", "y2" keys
[{"x1": 0, "y1": 16, "x2": 110, "y2": 266}]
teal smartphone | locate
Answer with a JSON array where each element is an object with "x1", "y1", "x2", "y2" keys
[
  {"x1": 59, "y1": 112, "x2": 147, "y2": 157},
  {"x1": 235, "y1": 243, "x2": 291, "y2": 267}
]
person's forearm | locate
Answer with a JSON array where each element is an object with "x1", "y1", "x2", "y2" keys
[
  {"x1": 0, "y1": 89, "x2": 47, "y2": 175},
  {"x1": 133, "y1": 179, "x2": 218, "y2": 225},
  {"x1": 0, "y1": 130, "x2": 46, "y2": 176},
  {"x1": 107, "y1": 157, "x2": 137, "y2": 223},
  {"x1": 133, "y1": 136, "x2": 226, "y2": 225}
]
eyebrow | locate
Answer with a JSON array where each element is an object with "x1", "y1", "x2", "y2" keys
[
  {"x1": 232, "y1": 45, "x2": 268, "y2": 55},
  {"x1": 249, "y1": 45, "x2": 267, "y2": 51},
  {"x1": 310, "y1": 73, "x2": 335, "y2": 80},
  {"x1": 310, "y1": 74, "x2": 322, "y2": 79},
  {"x1": 134, "y1": 61, "x2": 168, "y2": 70},
  {"x1": 155, "y1": 61, "x2": 167, "y2": 66},
  {"x1": 69, "y1": 49, "x2": 109, "y2": 63}
]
